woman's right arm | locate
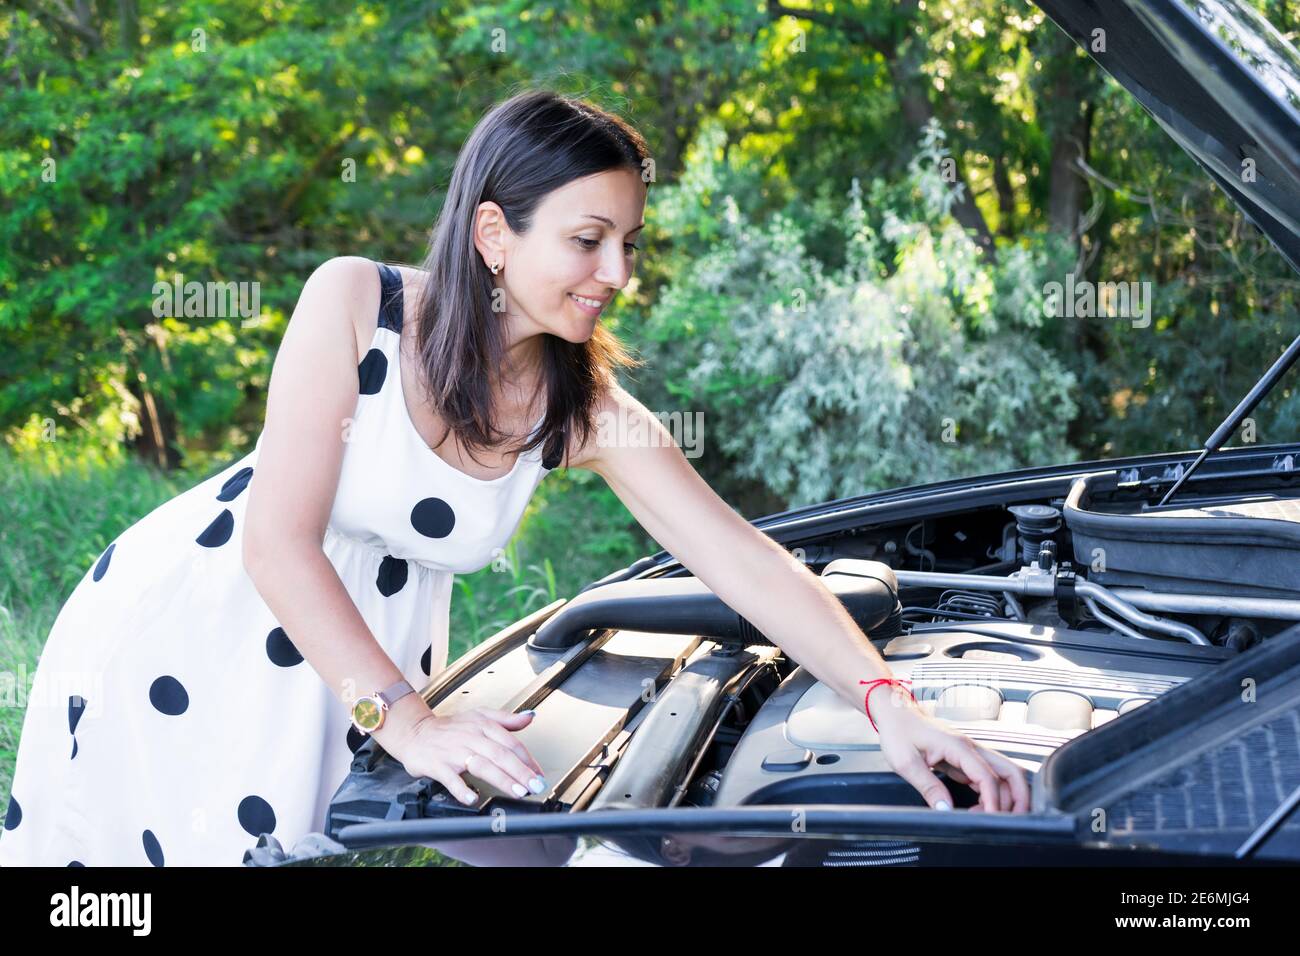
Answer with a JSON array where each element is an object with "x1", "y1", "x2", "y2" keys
[{"x1": 241, "y1": 256, "x2": 544, "y2": 804}]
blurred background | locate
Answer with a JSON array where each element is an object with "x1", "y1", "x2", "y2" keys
[{"x1": 4, "y1": 1, "x2": 1300, "y2": 795}]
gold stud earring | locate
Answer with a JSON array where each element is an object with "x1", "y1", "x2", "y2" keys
[{"x1": 490, "y1": 260, "x2": 501, "y2": 275}]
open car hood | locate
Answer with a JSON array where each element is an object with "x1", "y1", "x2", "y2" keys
[{"x1": 1034, "y1": 0, "x2": 1300, "y2": 275}]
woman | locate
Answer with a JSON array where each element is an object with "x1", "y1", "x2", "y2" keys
[{"x1": 0, "y1": 88, "x2": 1027, "y2": 867}]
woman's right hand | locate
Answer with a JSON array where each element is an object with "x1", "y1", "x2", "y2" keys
[{"x1": 385, "y1": 708, "x2": 547, "y2": 806}]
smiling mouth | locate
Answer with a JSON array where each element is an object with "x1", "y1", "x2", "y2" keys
[{"x1": 568, "y1": 293, "x2": 608, "y2": 316}]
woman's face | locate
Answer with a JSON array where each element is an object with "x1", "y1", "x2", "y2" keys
[{"x1": 475, "y1": 167, "x2": 647, "y2": 348}]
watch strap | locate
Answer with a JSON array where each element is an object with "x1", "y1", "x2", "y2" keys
[{"x1": 376, "y1": 679, "x2": 415, "y2": 708}]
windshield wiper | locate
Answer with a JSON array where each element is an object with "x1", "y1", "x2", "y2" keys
[{"x1": 1159, "y1": 332, "x2": 1300, "y2": 506}]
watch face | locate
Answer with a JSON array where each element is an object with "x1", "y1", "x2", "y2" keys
[{"x1": 353, "y1": 697, "x2": 382, "y2": 731}]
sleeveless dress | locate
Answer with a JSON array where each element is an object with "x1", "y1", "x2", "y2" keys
[{"x1": 0, "y1": 260, "x2": 562, "y2": 867}]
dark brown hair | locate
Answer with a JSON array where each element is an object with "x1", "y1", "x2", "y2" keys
[{"x1": 408, "y1": 87, "x2": 650, "y2": 471}]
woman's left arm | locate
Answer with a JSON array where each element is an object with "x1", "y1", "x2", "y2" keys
[{"x1": 578, "y1": 385, "x2": 1030, "y2": 813}]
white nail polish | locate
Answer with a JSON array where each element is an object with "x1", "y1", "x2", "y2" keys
[
  {"x1": 511, "y1": 783, "x2": 528, "y2": 797},
  {"x1": 935, "y1": 800, "x2": 952, "y2": 811}
]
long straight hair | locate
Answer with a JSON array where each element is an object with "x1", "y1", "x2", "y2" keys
[{"x1": 408, "y1": 88, "x2": 649, "y2": 471}]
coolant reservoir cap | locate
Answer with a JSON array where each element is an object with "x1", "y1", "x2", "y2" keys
[
  {"x1": 1008, "y1": 504, "x2": 1063, "y2": 531},
  {"x1": 1009, "y1": 504, "x2": 1057, "y2": 518}
]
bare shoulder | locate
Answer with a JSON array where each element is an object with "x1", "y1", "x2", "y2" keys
[
  {"x1": 299, "y1": 257, "x2": 433, "y2": 363},
  {"x1": 566, "y1": 379, "x2": 662, "y2": 473},
  {"x1": 296, "y1": 256, "x2": 386, "y2": 363}
]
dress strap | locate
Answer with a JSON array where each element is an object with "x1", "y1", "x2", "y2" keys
[{"x1": 375, "y1": 261, "x2": 404, "y2": 333}]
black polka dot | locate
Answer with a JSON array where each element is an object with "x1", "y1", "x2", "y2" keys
[
  {"x1": 149, "y1": 676, "x2": 189, "y2": 715},
  {"x1": 196, "y1": 509, "x2": 234, "y2": 548},
  {"x1": 68, "y1": 695, "x2": 87, "y2": 734},
  {"x1": 346, "y1": 725, "x2": 369, "y2": 754},
  {"x1": 265, "y1": 627, "x2": 303, "y2": 667},
  {"x1": 237, "y1": 795, "x2": 277, "y2": 837},
  {"x1": 410, "y1": 497, "x2": 455, "y2": 538},
  {"x1": 142, "y1": 829, "x2": 164, "y2": 866},
  {"x1": 376, "y1": 556, "x2": 408, "y2": 596},
  {"x1": 358, "y1": 348, "x2": 388, "y2": 395},
  {"x1": 68, "y1": 694, "x2": 88, "y2": 760},
  {"x1": 92, "y1": 543, "x2": 115, "y2": 582},
  {"x1": 3, "y1": 795, "x2": 20, "y2": 830},
  {"x1": 67, "y1": 860, "x2": 84, "y2": 867},
  {"x1": 217, "y1": 466, "x2": 253, "y2": 501},
  {"x1": 420, "y1": 645, "x2": 431, "y2": 677}
]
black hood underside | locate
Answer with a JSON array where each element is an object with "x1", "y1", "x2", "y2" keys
[{"x1": 1035, "y1": 0, "x2": 1300, "y2": 275}]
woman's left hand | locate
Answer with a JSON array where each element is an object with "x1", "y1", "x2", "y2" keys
[{"x1": 871, "y1": 689, "x2": 1031, "y2": 813}]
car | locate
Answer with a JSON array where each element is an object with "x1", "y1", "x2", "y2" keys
[{"x1": 246, "y1": 0, "x2": 1300, "y2": 868}]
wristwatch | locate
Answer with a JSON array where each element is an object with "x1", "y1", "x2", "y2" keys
[{"x1": 350, "y1": 679, "x2": 417, "y2": 734}]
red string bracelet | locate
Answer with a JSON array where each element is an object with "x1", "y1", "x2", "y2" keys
[{"x1": 860, "y1": 678, "x2": 915, "y2": 732}]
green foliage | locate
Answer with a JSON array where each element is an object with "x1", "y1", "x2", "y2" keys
[
  {"x1": 636, "y1": 120, "x2": 1078, "y2": 511},
  {"x1": 5, "y1": 0, "x2": 1296, "y2": 479},
  {"x1": 1051, "y1": 77, "x2": 1300, "y2": 457}
]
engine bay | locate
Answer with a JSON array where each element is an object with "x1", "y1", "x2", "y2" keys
[
  {"x1": 324, "y1": 457, "x2": 1300, "y2": 857},
  {"x1": 673, "y1": 463, "x2": 1300, "y2": 823}
]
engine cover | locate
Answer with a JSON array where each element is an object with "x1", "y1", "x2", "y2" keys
[{"x1": 712, "y1": 621, "x2": 1235, "y2": 809}]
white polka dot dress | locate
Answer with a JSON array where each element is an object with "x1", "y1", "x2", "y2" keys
[{"x1": 0, "y1": 261, "x2": 562, "y2": 867}]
